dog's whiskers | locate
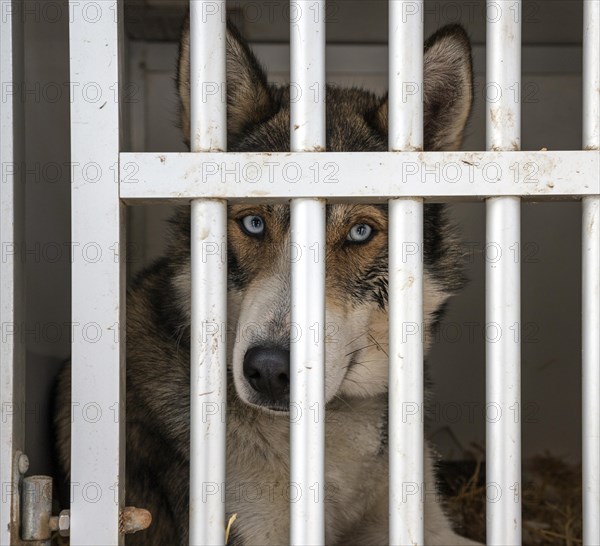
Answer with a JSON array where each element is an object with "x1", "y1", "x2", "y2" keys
[
  {"x1": 332, "y1": 394, "x2": 356, "y2": 412},
  {"x1": 343, "y1": 358, "x2": 387, "y2": 371},
  {"x1": 367, "y1": 333, "x2": 389, "y2": 356},
  {"x1": 344, "y1": 330, "x2": 372, "y2": 348},
  {"x1": 344, "y1": 339, "x2": 389, "y2": 358},
  {"x1": 174, "y1": 324, "x2": 187, "y2": 357},
  {"x1": 345, "y1": 343, "x2": 376, "y2": 357}
]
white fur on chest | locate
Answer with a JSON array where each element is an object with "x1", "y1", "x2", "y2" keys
[{"x1": 225, "y1": 396, "x2": 387, "y2": 544}]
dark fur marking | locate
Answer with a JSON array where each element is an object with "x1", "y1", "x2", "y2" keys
[{"x1": 131, "y1": 258, "x2": 191, "y2": 347}]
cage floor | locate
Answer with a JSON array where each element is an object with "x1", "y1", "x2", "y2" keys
[{"x1": 441, "y1": 454, "x2": 582, "y2": 546}]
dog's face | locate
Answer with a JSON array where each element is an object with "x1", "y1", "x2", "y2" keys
[{"x1": 176, "y1": 21, "x2": 472, "y2": 412}]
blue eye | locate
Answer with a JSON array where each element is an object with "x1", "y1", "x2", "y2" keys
[
  {"x1": 347, "y1": 224, "x2": 373, "y2": 243},
  {"x1": 241, "y1": 215, "x2": 265, "y2": 237}
]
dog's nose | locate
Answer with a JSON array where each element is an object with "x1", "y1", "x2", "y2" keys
[{"x1": 243, "y1": 346, "x2": 290, "y2": 402}]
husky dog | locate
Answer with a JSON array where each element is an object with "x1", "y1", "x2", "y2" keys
[{"x1": 55, "y1": 17, "x2": 478, "y2": 546}]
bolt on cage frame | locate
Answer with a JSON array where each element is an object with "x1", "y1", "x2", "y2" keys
[{"x1": 1, "y1": 0, "x2": 599, "y2": 545}]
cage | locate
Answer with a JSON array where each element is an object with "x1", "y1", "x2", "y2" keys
[{"x1": 1, "y1": 0, "x2": 598, "y2": 545}]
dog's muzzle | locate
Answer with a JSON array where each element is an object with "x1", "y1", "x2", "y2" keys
[{"x1": 243, "y1": 346, "x2": 290, "y2": 410}]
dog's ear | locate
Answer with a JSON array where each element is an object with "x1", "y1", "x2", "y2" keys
[
  {"x1": 177, "y1": 17, "x2": 276, "y2": 146},
  {"x1": 375, "y1": 25, "x2": 473, "y2": 151}
]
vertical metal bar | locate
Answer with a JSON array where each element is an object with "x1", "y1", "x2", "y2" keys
[
  {"x1": 486, "y1": 1, "x2": 522, "y2": 544},
  {"x1": 388, "y1": 199, "x2": 424, "y2": 545},
  {"x1": 189, "y1": 199, "x2": 227, "y2": 546},
  {"x1": 582, "y1": 197, "x2": 600, "y2": 545},
  {"x1": 189, "y1": 1, "x2": 228, "y2": 545},
  {"x1": 388, "y1": 2, "x2": 424, "y2": 545},
  {"x1": 389, "y1": 1, "x2": 424, "y2": 152},
  {"x1": 582, "y1": 2, "x2": 600, "y2": 544},
  {"x1": 289, "y1": 1, "x2": 326, "y2": 544},
  {"x1": 0, "y1": 1, "x2": 25, "y2": 543},
  {"x1": 190, "y1": 0, "x2": 227, "y2": 153},
  {"x1": 583, "y1": 0, "x2": 600, "y2": 152},
  {"x1": 69, "y1": 1, "x2": 125, "y2": 544}
]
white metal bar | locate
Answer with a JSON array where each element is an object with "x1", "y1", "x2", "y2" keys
[
  {"x1": 0, "y1": 1, "x2": 25, "y2": 543},
  {"x1": 388, "y1": 200, "x2": 424, "y2": 546},
  {"x1": 290, "y1": 0, "x2": 326, "y2": 152},
  {"x1": 69, "y1": 1, "x2": 125, "y2": 544},
  {"x1": 188, "y1": 1, "x2": 228, "y2": 545},
  {"x1": 189, "y1": 200, "x2": 228, "y2": 546},
  {"x1": 389, "y1": 1, "x2": 424, "y2": 153},
  {"x1": 485, "y1": 196, "x2": 521, "y2": 543},
  {"x1": 289, "y1": 1, "x2": 326, "y2": 544},
  {"x1": 486, "y1": 1, "x2": 522, "y2": 544},
  {"x1": 289, "y1": 199, "x2": 326, "y2": 545},
  {"x1": 583, "y1": 0, "x2": 600, "y2": 151},
  {"x1": 582, "y1": 197, "x2": 600, "y2": 545},
  {"x1": 190, "y1": 0, "x2": 227, "y2": 153},
  {"x1": 582, "y1": 1, "x2": 600, "y2": 544},
  {"x1": 119, "y1": 150, "x2": 599, "y2": 203},
  {"x1": 388, "y1": 1, "x2": 424, "y2": 544}
]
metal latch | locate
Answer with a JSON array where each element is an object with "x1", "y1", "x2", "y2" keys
[
  {"x1": 17, "y1": 453, "x2": 152, "y2": 543},
  {"x1": 21, "y1": 475, "x2": 69, "y2": 542}
]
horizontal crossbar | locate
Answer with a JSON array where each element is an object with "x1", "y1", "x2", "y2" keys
[{"x1": 119, "y1": 150, "x2": 599, "y2": 203}]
